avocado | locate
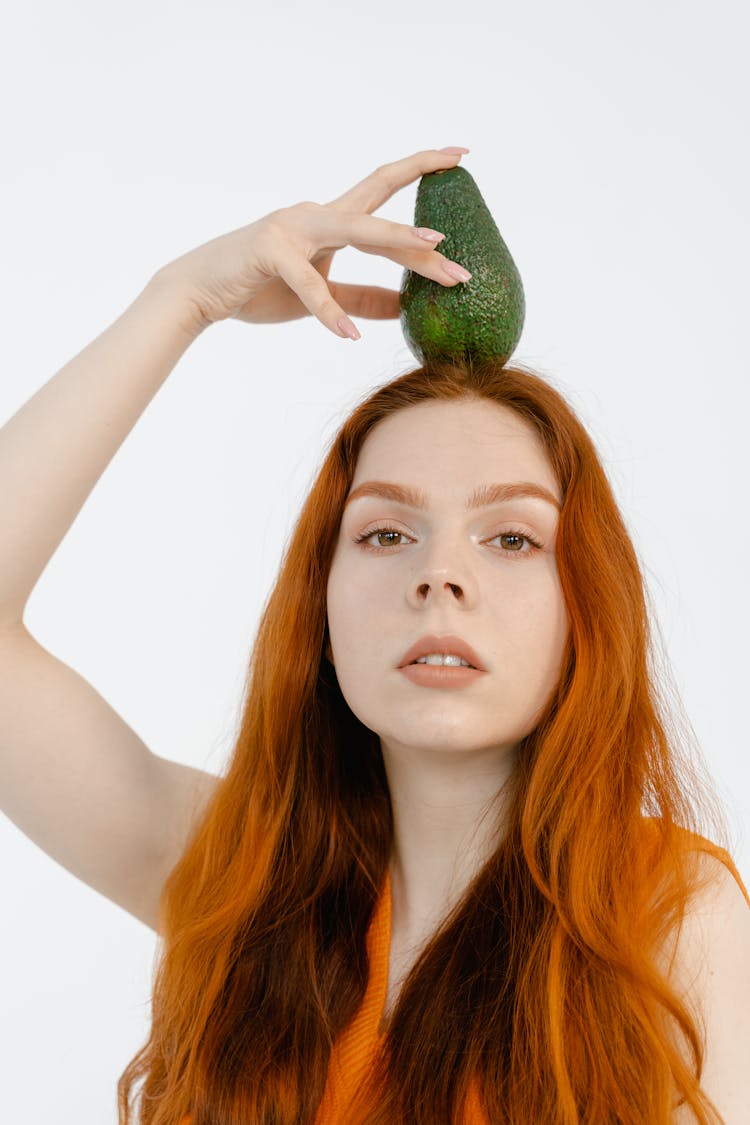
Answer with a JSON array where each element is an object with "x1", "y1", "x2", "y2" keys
[{"x1": 400, "y1": 166, "x2": 525, "y2": 366}]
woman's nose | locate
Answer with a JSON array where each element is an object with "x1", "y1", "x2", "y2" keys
[
  {"x1": 407, "y1": 552, "x2": 478, "y2": 609},
  {"x1": 415, "y1": 578, "x2": 465, "y2": 602}
]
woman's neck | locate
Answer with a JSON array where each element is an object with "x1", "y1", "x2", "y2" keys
[{"x1": 382, "y1": 738, "x2": 518, "y2": 942}]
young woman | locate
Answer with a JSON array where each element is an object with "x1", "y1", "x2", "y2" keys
[{"x1": 0, "y1": 147, "x2": 747, "y2": 1125}]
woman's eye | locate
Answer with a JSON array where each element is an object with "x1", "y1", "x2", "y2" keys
[
  {"x1": 355, "y1": 527, "x2": 410, "y2": 550},
  {"x1": 488, "y1": 530, "x2": 543, "y2": 557}
]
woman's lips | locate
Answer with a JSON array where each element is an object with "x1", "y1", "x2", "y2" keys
[
  {"x1": 397, "y1": 633, "x2": 486, "y2": 671},
  {"x1": 398, "y1": 663, "x2": 486, "y2": 689}
]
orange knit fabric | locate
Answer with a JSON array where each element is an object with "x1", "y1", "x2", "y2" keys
[{"x1": 312, "y1": 865, "x2": 488, "y2": 1123}]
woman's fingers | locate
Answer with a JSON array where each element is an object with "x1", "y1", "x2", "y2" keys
[
  {"x1": 298, "y1": 208, "x2": 470, "y2": 289},
  {"x1": 270, "y1": 204, "x2": 470, "y2": 338},
  {"x1": 326, "y1": 147, "x2": 469, "y2": 216},
  {"x1": 277, "y1": 241, "x2": 463, "y2": 339},
  {"x1": 308, "y1": 205, "x2": 446, "y2": 252},
  {"x1": 274, "y1": 250, "x2": 366, "y2": 338},
  {"x1": 317, "y1": 211, "x2": 472, "y2": 286},
  {"x1": 327, "y1": 282, "x2": 401, "y2": 321},
  {"x1": 232, "y1": 277, "x2": 402, "y2": 327},
  {"x1": 350, "y1": 238, "x2": 473, "y2": 285}
]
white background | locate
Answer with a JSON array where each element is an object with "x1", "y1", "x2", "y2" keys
[{"x1": 1, "y1": 1, "x2": 748, "y2": 1120}]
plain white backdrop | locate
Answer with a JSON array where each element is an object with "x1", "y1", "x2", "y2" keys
[{"x1": 1, "y1": 1, "x2": 748, "y2": 1120}]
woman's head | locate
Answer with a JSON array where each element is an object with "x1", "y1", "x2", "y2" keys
[
  {"x1": 308, "y1": 355, "x2": 633, "y2": 789},
  {"x1": 120, "y1": 357, "x2": 732, "y2": 1125},
  {"x1": 326, "y1": 394, "x2": 570, "y2": 771}
]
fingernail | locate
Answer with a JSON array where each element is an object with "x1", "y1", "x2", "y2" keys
[
  {"x1": 337, "y1": 316, "x2": 361, "y2": 340},
  {"x1": 414, "y1": 227, "x2": 446, "y2": 243},
  {"x1": 442, "y1": 261, "x2": 472, "y2": 282},
  {"x1": 439, "y1": 146, "x2": 470, "y2": 154}
]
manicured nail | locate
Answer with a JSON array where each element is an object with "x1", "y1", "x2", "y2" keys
[
  {"x1": 414, "y1": 227, "x2": 446, "y2": 243},
  {"x1": 337, "y1": 316, "x2": 361, "y2": 340},
  {"x1": 442, "y1": 261, "x2": 472, "y2": 282},
  {"x1": 439, "y1": 146, "x2": 470, "y2": 154}
]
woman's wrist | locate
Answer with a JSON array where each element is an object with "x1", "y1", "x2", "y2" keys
[{"x1": 145, "y1": 265, "x2": 213, "y2": 341}]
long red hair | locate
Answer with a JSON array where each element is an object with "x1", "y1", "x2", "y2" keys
[{"x1": 118, "y1": 357, "x2": 740, "y2": 1124}]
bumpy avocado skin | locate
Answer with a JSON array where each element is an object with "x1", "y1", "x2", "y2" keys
[{"x1": 400, "y1": 166, "x2": 525, "y2": 366}]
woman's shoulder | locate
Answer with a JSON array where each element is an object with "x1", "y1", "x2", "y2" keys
[
  {"x1": 640, "y1": 818, "x2": 750, "y2": 1122},
  {"x1": 638, "y1": 814, "x2": 749, "y2": 904}
]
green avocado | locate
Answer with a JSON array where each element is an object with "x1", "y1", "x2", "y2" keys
[{"x1": 400, "y1": 165, "x2": 525, "y2": 366}]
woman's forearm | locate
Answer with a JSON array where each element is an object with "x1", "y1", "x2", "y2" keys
[{"x1": 0, "y1": 271, "x2": 203, "y2": 630}]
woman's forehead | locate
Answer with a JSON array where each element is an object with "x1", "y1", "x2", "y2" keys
[{"x1": 352, "y1": 400, "x2": 558, "y2": 496}]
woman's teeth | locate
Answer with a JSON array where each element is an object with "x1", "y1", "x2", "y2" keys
[{"x1": 415, "y1": 654, "x2": 472, "y2": 667}]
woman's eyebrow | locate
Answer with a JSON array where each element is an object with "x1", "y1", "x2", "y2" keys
[{"x1": 344, "y1": 480, "x2": 561, "y2": 512}]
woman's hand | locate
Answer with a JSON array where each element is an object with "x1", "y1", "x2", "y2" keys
[{"x1": 155, "y1": 146, "x2": 472, "y2": 340}]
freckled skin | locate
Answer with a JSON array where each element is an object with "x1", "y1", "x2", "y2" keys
[{"x1": 326, "y1": 399, "x2": 570, "y2": 766}]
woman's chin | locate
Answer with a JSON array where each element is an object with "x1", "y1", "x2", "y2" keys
[{"x1": 378, "y1": 729, "x2": 516, "y2": 761}]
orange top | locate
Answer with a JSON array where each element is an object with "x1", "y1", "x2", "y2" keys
[{"x1": 312, "y1": 865, "x2": 488, "y2": 1123}]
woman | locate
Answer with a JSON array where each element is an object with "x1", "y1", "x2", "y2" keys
[{"x1": 0, "y1": 148, "x2": 747, "y2": 1124}]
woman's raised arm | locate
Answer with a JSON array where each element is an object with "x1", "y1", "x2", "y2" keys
[
  {"x1": 0, "y1": 146, "x2": 470, "y2": 932},
  {"x1": 0, "y1": 275, "x2": 214, "y2": 931}
]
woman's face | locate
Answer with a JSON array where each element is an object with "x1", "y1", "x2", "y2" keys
[{"x1": 326, "y1": 398, "x2": 570, "y2": 761}]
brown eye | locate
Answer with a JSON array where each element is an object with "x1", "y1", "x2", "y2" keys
[
  {"x1": 488, "y1": 529, "x2": 543, "y2": 558},
  {"x1": 354, "y1": 526, "x2": 412, "y2": 551},
  {"x1": 500, "y1": 534, "x2": 524, "y2": 551},
  {"x1": 374, "y1": 530, "x2": 402, "y2": 547}
]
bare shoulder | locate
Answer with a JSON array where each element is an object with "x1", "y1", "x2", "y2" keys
[{"x1": 665, "y1": 851, "x2": 750, "y2": 1123}]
